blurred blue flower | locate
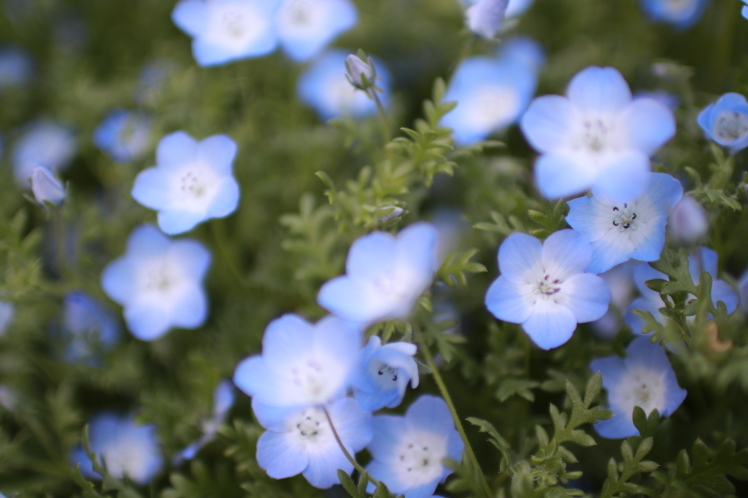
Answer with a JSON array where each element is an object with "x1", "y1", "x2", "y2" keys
[
  {"x1": 233, "y1": 314, "x2": 362, "y2": 409},
  {"x1": 634, "y1": 90, "x2": 680, "y2": 111},
  {"x1": 131, "y1": 131, "x2": 240, "y2": 235},
  {"x1": 60, "y1": 292, "x2": 120, "y2": 364},
  {"x1": 485, "y1": 230, "x2": 611, "y2": 350},
  {"x1": 101, "y1": 224, "x2": 211, "y2": 341},
  {"x1": 687, "y1": 246, "x2": 738, "y2": 314},
  {"x1": 461, "y1": 0, "x2": 533, "y2": 19},
  {"x1": 639, "y1": 0, "x2": 709, "y2": 30},
  {"x1": 743, "y1": 0, "x2": 747, "y2": 19},
  {"x1": 176, "y1": 380, "x2": 235, "y2": 463},
  {"x1": 521, "y1": 66, "x2": 675, "y2": 203},
  {"x1": 69, "y1": 412, "x2": 163, "y2": 485},
  {"x1": 297, "y1": 50, "x2": 391, "y2": 121},
  {"x1": 135, "y1": 59, "x2": 176, "y2": 104},
  {"x1": 624, "y1": 262, "x2": 667, "y2": 334},
  {"x1": 739, "y1": 269, "x2": 748, "y2": 313},
  {"x1": 30, "y1": 167, "x2": 66, "y2": 207},
  {"x1": 0, "y1": 301, "x2": 14, "y2": 336},
  {"x1": 275, "y1": 0, "x2": 357, "y2": 62},
  {"x1": 697, "y1": 93, "x2": 748, "y2": 154},
  {"x1": 591, "y1": 262, "x2": 636, "y2": 338},
  {"x1": 11, "y1": 120, "x2": 77, "y2": 188},
  {"x1": 591, "y1": 336, "x2": 686, "y2": 438},
  {"x1": 466, "y1": 0, "x2": 507, "y2": 39},
  {"x1": 668, "y1": 194, "x2": 708, "y2": 245},
  {"x1": 365, "y1": 395, "x2": 463, "y2": 498},
  {"x1": 317, "y1": 222, "x2": 438, "y2": 325},
  {"x1": 172, "y1": 0, "x2": 281, "y2": 66},
  {"x1": 351, "y1": 336, "x2": 419, "y2": 411},
  {"x1": 0, "y1": 44, "x2": 33, "y2": 89},
  {"x1": 566, "y1": 172, "x2": 683, "y2": 274},
  {"x1": 93, "y1": 111, "x2": 151, "y2": 163},
  {"x1": 252, "y1": 396, "x2": 372, "y2": 488}
]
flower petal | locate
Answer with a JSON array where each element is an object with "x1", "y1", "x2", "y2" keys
[
  {"x1": 542, "y1": 229, "x2": 592, "y2": 279},
  {"x1": 157, "y1": 208, "x2": 206, "y2": 235},
  {"x1": 534, "y1": 152, "x2": 597, "y2": 199},
  {"x1": 156, "y1": 131, "x2": 198, "y2": 170},
  {"x1": 567, "y1": 66, "x2": 632, "y2": 114},
  {"x1": 561, "y1": 273, "x2": 611, "y2": 323},
  {"x1": 520, "y1": 95, "x2": 575, "y2": 153},
  {"x1": 132, "y1": 168, "x2": 171, "y2": 210},
  {"x1": 171, "y1": 0, "x2": 208, "y2": 37},
  {"x1": 197, "y1": 134, "x2": 237, "y2": 175},
  {"x1": 256, "y1": 430, "x2": 309, "y2": 480},
  {"x1": 497, "y1": 232, "x2": 542, "y2": 277},
  {"x1": 485, "y1": 275, "x2": 533, "y2": 324},
  {"x1": 593, "y1": 150, "x2": 650, "y2": 204},
  {"x1": 619, "y1": 98, "x2": 675, "y2": 155},
  {"x1": 522, "y1": 300, "x2": 577, "y2": 350}
]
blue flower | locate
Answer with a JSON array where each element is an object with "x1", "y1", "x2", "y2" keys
[
  {"x1": 101, "y1": 224, "x2": 211, "y2": 341},
  {"x1": 30, "y1": 167, "x2": 66, "y2": 207},
  {"x1": 591, "y1": 336, "x2": 686, "y2": 439},
  {"x1": 351, "y1": 336, "x2": 419, "y2": 411},
  {"x1": 233, "y1": 314, "x2": 362, "y2": 409},
  {"x1": 11, "y1": 120, "x2": 77, "y2": 187},
  {"x1": 639, "y1": 0, "x2": 709, "y2": 30},
  {"x1": 485, "y1": 230, "x2": 611, "y2": 350},
  {"x1": 176, "y1": 380, "x2": 235, "y2": 463},
  {"x1": 697, "y1": 93, "x2": 748, "y2": 154},
  {"x1": 0, "y1": 44, "x2": 33, "y2": 89},
  {"x1": 520, "y1": 66, "x2": 675, "y2": 203},
  {"x1": 135, "y1": 59, "x2": 176, "y2": 104},
  {"x1": 743, "y1": 0, "x2": 747, "y2": 19},
  {"x1": 60, "y1": 291, "x2": 121, "y2": 364},
  {"x1": 93, "y1": 111, "x2": 151, "y2": 163},
  {"x1": 466, "y1": 0, "x2": 507, "y2": 39},
  {"x1": 69, "y1": 412, "x2": 163, "y2": 485},
  {"x1": 297, "y1": 50, "x2": 391, "y2": 121},
  {"x1": 668, "y1": 194, "x2": 708, "y2": 245},
  {"x1": 687, "y1": 246, "x2": 738, "y2": 314},
  {"x1": 739, "y1": 269, "x2": 748, "y2": 313},
  {"x1": 591, "y1": 262, "x2": 636, "y2": 338},
  {"x1": 461, "y1": 0, "x2": 533, "y2": 19},
  {"x1": 624, "y1": 262, "x2": 667, "y2": 334},
  {"x1": 131, "y1": 131, "x2": 240, "y2": 235},
  {"x1": 172, "y1": 0, "x2": 281, "y2": 67},
  {"x1": 253, "y1": 396, "x2": 372, "y2": 488},
  {"x1": 275, "y1": 0, "x2": 357, "y2": 62},
  {"x1": 440, "y1": 37, "x2": 541, "y2": 146},
  {"x1": 0, "y1": 301, "x2": 14, "y2": 336},
  {"x1": 365, "y1": 395, "x2": 463, "y2": 498},
  {"x1": 566, "y1": 172, "x2": 683, "y2": 274},
  {"x1": 317, "y1": 222, "x2": 438, "y2": 325}
]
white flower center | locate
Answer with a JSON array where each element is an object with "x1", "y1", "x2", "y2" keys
[
  {"x1": 278, "y1": 0, "x2": 318, "y2": 32},
  {"x1": 290, "y1": 359, "x2": 328, "y2": 397},
  {"x1": 138, "y1": 260, "x2": 186, "y2": 306},
  {"x1": 368, "y1": 360, "x2": 399, "y2": 390},
  {"x1": 206, "y1": 3, "x2": 265, "y2": 49},
  {"x1": 372, "y1": 273, "x2": 409, "y2": 298},
  {"x1": 713, "y1": 110, "x2": 748, "y2": 143},
  {"x1": 392, "y1": 431, "x2": 447, "y2": 487},
  {"x1": 287, "y1": 407, "x2": 333, "y2": 449},
  {"x1": 611, "y1": 203, "x2": 638, "y2": 231},
  {"x1": 663, "y1": 0, "x2": 696, "y2": 16},
  {"x1": 462, "y1": 86, "x2": 520, "y2": 132},
  {"x1": 610, "y1": 366, "x2": 667, "y2": 417},
  {"x1": 533, "y1": 273, "x2": 563, "y2": 300},
  {"x1": 578, "y1": 117, "x2": 615, "y2": 153},
  {"x1": 170, "y1": 164, "x2": 220, "y2": 210}
]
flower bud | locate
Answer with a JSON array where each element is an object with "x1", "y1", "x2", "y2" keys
[
  {"x1": 466, "y1": 0, "x2": 508, "y2": 39},
  {"x1": 345, "y1": 53, "x2": 375, "y2": 90},
  {"x1": 30, "y1": 167, "x2": 65, "y2": 206},
  {"x1": 669, "y1": 195, "x2": 708, "y2": 244}
]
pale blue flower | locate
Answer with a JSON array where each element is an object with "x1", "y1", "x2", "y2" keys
[
  {"x1": 743, "y1": 0, "x2": 747, "y2": 19},
  {"x1": 566, "y1": 172, "x2": 683, "y2": 274},
  {"x1": 131, "y1": 131, "x2": 240, "y2": 235},
  {"x1": 739, "y1": 269, "x2": 748, "y2": 313},
  {"x1": 365, "y1": 395, "x2": 463, "y2": 498},
  {"x1": 591, "y1": 336, "x2": 686, "y2": 439},
  {"x1": 297, "y1": 50, "x2": 391, "y2": 121},
  {"x1": 176, "y1": 380, "x2": 235, "y2": 462},
  {"x1": 93, "y1": 111, "x2": 151, "y2": 163},
  {"x1": 11, "y1": 120, "x2": 77, "y2": 187},
  {"x1": 591, "y1": 262, "x2": 636, "y2": 338},
  {"x1": 0, "y1": 44, "x2": 33, "y2": 89},
  {"x1": 697, "y1": 93, "x2": 748, "y2": 154},
  {"x1": 135, "y1": 59, "x2": 176, "y2": 104},
  {"x1": 0, "y1": 301, "x2": 14, "y2": 336},
  {"x1": 253, "y1": 396, "x2": 372, "y2": 488},
  {"x1": 317, "y1": 222, "x2": 438, "y2": 325},
  {"x1": 101, "y1": 224, "x2": 211, "y2": 341},
  {"x1": 60, "y1": 291, "x2": 121, "y2": 364},
  {"x1": 687, "y1": 246, "x2": 738, "y2": 314},
  {"x1": 172, "y1": 0, "x2": 281, "y2": 67},
  {"x1": 275, "y1": 0, "x2": 357, "y2": 62},
  {"x1": 233, "y1": 314, "x2": 362, "y2": 409},
  {"x1": 668, "y1": 195, "x2": 708, "y2": 244},
  {"x1": 634, "y1": 90, "x2": 680, "y2": 111},
  {"x1": 69, "y1": 412, "x2": 163, "y2": 485},
  {"x1": 521, "y1": 66, "x2": 675, "y2": 203},
  {"x1": 461, "y1": 0, "x2": 533, "y2": 19},
  {"x1": 351, "y1": 336, "x2": 419, "y2": 411},
  {"x1": 485, "y1": 230, "x2": 611, "y2": 350},
  {"x1": 624, "y1": 262, "x2": 667, "y2": 334},
  {"x1": 639, "y1": 0, "x2": 709, "y2": 29},
  {"x1": 466, "y1": 0, "x2": 507, "y2": 39},
  {"x1": 30, "y1": 167, "x2": 66, "y2": 206}
]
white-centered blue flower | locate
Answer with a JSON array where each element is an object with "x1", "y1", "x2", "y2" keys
[
  {"x1": 275, "y1": 0, "x2": 357, "y2": 62},
  {"x1": 317, "y1": 222, "x2": 438, "y2": 325},
  {"x1": 0, "y1": 44, "x2": 33, "y2": 89},
  {"x1": 93, "y1": 110, "x2": 151, "y2": 163},
  {"x1": 30, "y1": 167, "x2": 66, "y2": 206},
  {"x1": 520, "y1": 66, "x2": 676, "y2": 203},
  {"x1": 639, "y1": 0, "x2": 709, "y2": 30},
  {"x1": 351, "y1": 336, "x2": 419, "y2": 411},
  {"x1": 69, "y1": 412, "x2": 163, "y2": 485},
  {"x1": 668, "y1": 194, "x2": 708, "y2": 245},
  {"x1": 131, "y1": 131, "x2": 240, "y2": 235},
  {"x1": 172, "y1": 0, "x2": 281, "y2": 67},
  {"x1": 591, "y1": 336, "x2": 686, "y2": 439},
  {"x1": 11, "y1": 120, "x2": 77, "y2": 188},
  {"x1": 592, "y1": 262, "x2": 636, "y2": 338},
  {"x1": 365, "y1": 395, "x2": 463, "y2": 498},
  {"x1": 697, "y1": 93, "x2": 748, "y2": 154},
  {"x1": 485, "y1": 230, "x2": 611, "y2": 350},
  {"x1": 176, "y1": 380, "x2": 235, "y2": 463},
  {"x1": 297, "y1": 50, "x2": 391, "y2": 121},
  {"x1": 60, "y1": 291, "x2": 121, "y2": 364},
  {"x1": 101, "y1": 224, "x2": 211, "y2": 341},
  {"x1": 233, "y1": 314, "x2": 362, "y2": 409},
  {"x1": 566, "y1": 172, "x2": 683, "y2": 274},
  {"x1": 624, "y1": 262, "x2": 667, "y2": 334},
  {"x1": 466, "y1": 0, "x2": 508, "y2": 39}
]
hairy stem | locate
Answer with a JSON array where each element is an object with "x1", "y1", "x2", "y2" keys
[{"x1": 323, "y1": 406, "x2": 380, "y2": 488}]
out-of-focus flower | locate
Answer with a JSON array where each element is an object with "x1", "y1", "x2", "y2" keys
[
  {"x1": 668, "y1": 194, "x2": 708, "y2": 245},
  {"x1": 591, "y1": 336, "x2": 686, "y2": 438},
  {"x1": 0, "y1": 44, "x2": 33, "y2": 89},
  {"x1": 521, "y1": 66, "x2": 675, "y2": 203},
  {"x1": 0, "y1": 301, "x2": 14, "y2": 336},
  {"x1": 697, "y1": 93, "x2": 748, "y2": 154},
  {"x1": 93, "y1": 111, "x2": 151, "y2": 163},
  {"x1": 639, "y1": 0, "x2": 709, "y2": 30},
  {"x1": 743, "y1": 0, "x2": 747, "y2": 19},
  {"x1": 69, "y1": 412, "x2": 163, "y2": 485},
  {"x1": 176, "y1": 380, "x2": 235, "y2": 462},
  {"x1": 466, "y1": 0, "x2": 508, "y2": 39},
  {"x1": 11, "y1": 121, "x2": 77, "y2": 188},
  {"x1": 461, "y1": 0, "x2": 534, "y2": 19},
  {"x1": 591, "y1": 262, "x2": 636, "y2": 338},
  {"x1": 101, "y1": 225, "x2": 211, "y2": 341},
  {"x1": 739, "y1": 269, "x2": 748, "y2": 313},
  {"x1": 634, "y1": 90, "x2": 680, "y2": 111},
  {"x1": 30, "y1": 167, "x2": 66, "y2": 207},
  {"x1": 275, "y1": 0, "x2": 357, "y2": 62},
  {"x1": 60, "y1": 291, "x2": 120, "y2": 364},
  {"x1": 131, "y1": 132, "x2": 240, "y2": 235},
  {"x1": 135, "y1": 59, "x2": 176, "y2": 104}
]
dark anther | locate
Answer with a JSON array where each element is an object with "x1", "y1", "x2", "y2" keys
[
  {"x1": 553, "y1": 279, "x2": 559, "y2": 284},
  {"x1": 613, "y1": 207, "x2": 619, "y2": 211},
  {"x1": 623, "y1": 223, "x2": 630, "y2": 229},
  {"x1": 632, "y1": 213, "x2": 637, "y2": 220},
  {"x1": 613, "y1": 221, "x2": 619, "y2": 226},
  {"x1": 392, "y1": 375, "x2": 398, "y2": 381},
  {"x1": 378, "y1": 370, "x2": 383, "y2": 375},
  {"x1": 624, "y1": 203, "x2": 628, "y2": 208}
]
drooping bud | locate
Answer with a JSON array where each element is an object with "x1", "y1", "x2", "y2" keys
[
  {"x1": 30, "y1": 167, "x2": 65, "y2": 206},
  {"x1": 466, "y1": 0, "x2": 508, "y2": 39},
  {"x1": 345, "y1": 52, "x2": 375, "y2": 91},
  {"x1": 669, "y1": 195, "x2": 708, "y2": 244}
]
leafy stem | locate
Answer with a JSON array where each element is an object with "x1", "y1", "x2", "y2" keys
[{"x1": 322, "y1": 406, "x2": 381, "y2": 489}]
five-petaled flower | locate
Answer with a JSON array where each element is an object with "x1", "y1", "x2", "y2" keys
[
  {"x1": 697, "y1": 93, "x2": 748, "y2": 154},
  {"x1": 94, "y1": 110, "x2": 151, "y2": 163},
  {"x1": 351, "y1": 336, "x2": 419, "y2": 411},
  {"x1": 275, "y1": 0, "x2": 357, "y2": 62}
]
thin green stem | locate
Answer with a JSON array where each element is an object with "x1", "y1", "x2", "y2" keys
[
  {"x1": 322, "y1": 406, "x2": 380, "y2": 488},
  {"x1": 54, "y1": 206, "x2": 66, "y2": 279},
  {"x1": 368, "y1": 89, "x2": 392, "y2": 147},
  {"x1": 413, "y1": 327, "x2": 493, "y2": 498},
  {"x1": 209, "y1": 221, "x2": 247, "y2": 288}
]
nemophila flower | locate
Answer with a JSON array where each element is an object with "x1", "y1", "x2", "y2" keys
[
  {"x1": 297, "y1": 50, "x2": 391, "y2": 121},
  {"x1": 497, "y1": 36, "x2": 546, "y2": 71},
  {"x1": 59, "y1": 291, "x2": 121, "y2": 364},
  {"x1": 0, "y1": 301, "x2": 14, "y2": 336},
  {"x1": 743, "y1": 0, "x2": 747, "y2": 19},
  {"x1": 171, "y1": 0, "x2": 281, "y2": 67},
  {"x1": 0, "y1": 44, "x2": 33, "y2": 89},
  {"x1": 520, "y1": 66, "x2": 675, "y2": 203},
  {"x1": 11, "y1": 120, "x2": 77, "y2": 188},
  {"x1": 592, "y1": 262, "x2": 636, "y2": 338},
  {"x1": 485, "y1": 230, "x2": 611, "y2": 350},
  {"x1": 624, "y1": 262, "x2": 667, "y2": 334},
  {"x1": 591, "y1": 336, "x2": 686, "y2": 438},
  {"x1": 669, "y1": 195, "x2": 708, "y2": 245},
  {"x1": 93, "y1": 111, "x2": 151, "y2": 163},
  {"x1": 687, "y1": 246, "x2": 738, "y2": 314},
  {"x1": 697, "y1": 93, "x2": 748, "y2": 154},
  {"x1": 101, "y1": 224, "x2": 211, "y2": 341},
  {"x1": 69, "y1": 412, "x2": 163, "y2": 484},
  {"x1": 351, "y1": 336, "x2": 419, "y2": 411},
  {"x1": 566, "y1": 172, "x2": 683, "y2": 274},
  {"x1": 461, "y1": 0, "x2": 533, "y2": 19},
  {"x1": 233, "y1": 314, "x2": 362, "y2": 409},
  {"x1": 639, "y1": 0, "x2": 709, "y2": 30},
  {"x1": 30, "y1": 167, "x2": 66, "y2": 207},
  {"x1": 466, "y1": 0, "x2": 508, "y2": 39},
  {"x1": 131, "y1": 131, "x2": 240, "y2": 235},
  {"x1": 317, "y1": 222, "x2": 438, "y2": 325},
  {"x1": 252, "y1": 396, "x2": 372, "y2": 488},
  {"x1": 275, "y1": 0, "x2": 357, "y2": 62},
  {"x1": 176, "y1": 380, "x2": 235, "y2": 463},
  {"x1": 366, "y1": 395, "x2": 463, "y2": 498}
]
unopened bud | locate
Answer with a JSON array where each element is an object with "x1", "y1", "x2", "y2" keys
[
  {"x1": 30, "y1": 167, "x2": 65, "y2": 206},
  {"x1": 378, "y1": 206, "x2": 404, "y2": 223},
  {"x1": 345, "y1": 53, "x2": 375, "y2": 90},
  {"x1": 669, "y1": 195, "x2": 708, "y2": 244}
]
